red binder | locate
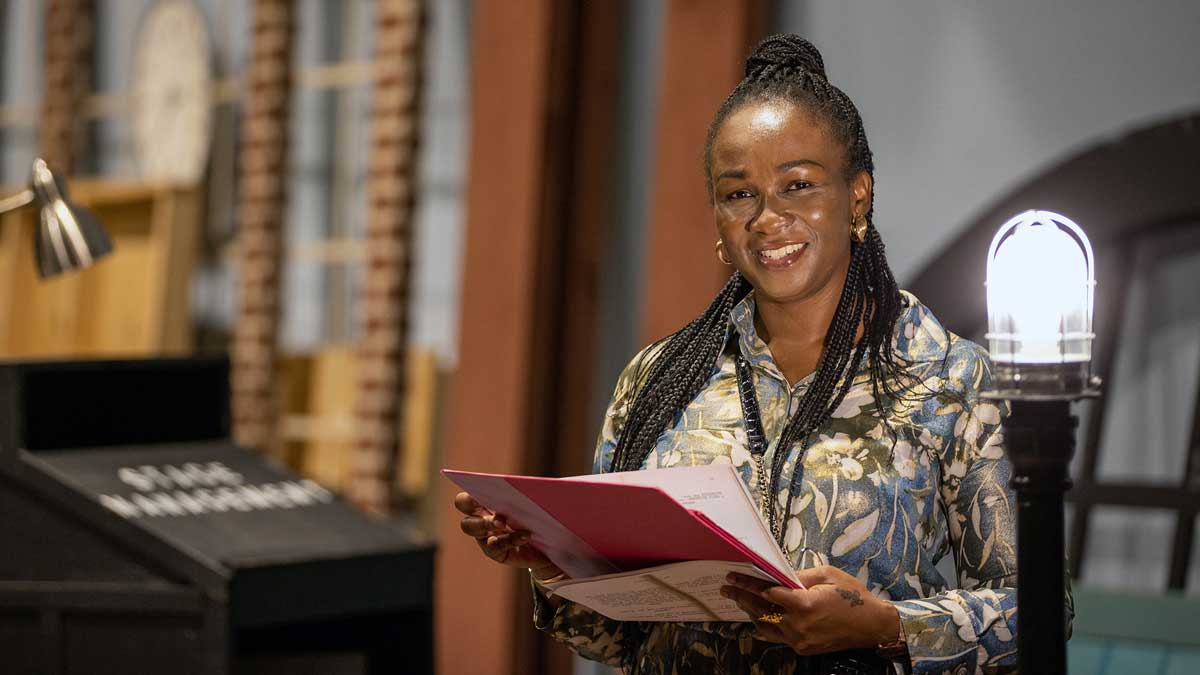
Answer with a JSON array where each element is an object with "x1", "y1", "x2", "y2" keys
[{"x1": 444, "y1": 469, "x2": 798, "y2": 588}]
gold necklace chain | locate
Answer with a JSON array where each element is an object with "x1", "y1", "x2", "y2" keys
[{"x1": 754, "y1": 452, "x2": 782, "y2": 540}]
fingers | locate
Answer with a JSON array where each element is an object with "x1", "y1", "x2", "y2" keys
[
  {"x1": 762, "y1": 584, "x2": 812, "y2": 613},
  {"x1": 725, "y1": 573, "x2": 805, "y2": 612},
  {"x1": 453, "y1": 491, "x2": 485, "y2": 516},
  {"x1": 459, "y1": 515, "x2": 489, "y2": 538},
  {"x1": 722, "y1": 584, "x2": 781, "y2": 629},
  {"x1": 455, "y1": 493, "x2": 525, "y2": 541},
  {"x1": 451, "y1": 493, "x2": 549, "y2": 568},
  {"x1": 459, "y1": 512, "x2": 516, "y2": 538},
  {"x1": 455, "y1": 491, "x2": 513, "y2": 539},
  {"x1": 722, "y1": 583, "x2": 791, "y2": 644},
  {"x1": 725, "y1": 572, "x2": 776, "y2": 595},
  {"x1": 751, "y1": 620, "x2": 788, "y2": 644},
  {"x1": 794, "y1": 564, "x2": 837, "y2": 588},
  {"x1": 480, "y1": 530, "x2": 530, "y2": 561}
]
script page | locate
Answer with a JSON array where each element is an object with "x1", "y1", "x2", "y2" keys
[
  {"x1": 567, "y1": 464, "x2": 797, "y2": 584},
  {"x1": 547, "y1": 560, "x2": 773, "y2": 622}
]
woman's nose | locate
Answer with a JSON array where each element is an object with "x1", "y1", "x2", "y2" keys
[{"x1": 750, "y1": 202, "x2": 788, "y2": 234}]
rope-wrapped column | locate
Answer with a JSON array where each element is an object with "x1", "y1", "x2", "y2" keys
[
  {"x1": 232, "y1": 0, "x2": 295, "y2": 453},
  {"x1": 349, "y1": 0, "x2": 423, "y2": 513},
  {"x1": 39, "y1": 0, "x2": 94, "y2": 173}
]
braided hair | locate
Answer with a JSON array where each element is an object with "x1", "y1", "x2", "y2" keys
[{"x1": 610, "y1": 35, "x2": 921, "y2": 537}]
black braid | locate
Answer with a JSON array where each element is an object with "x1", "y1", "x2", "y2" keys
[
  {"x1": 611, "y1": 274, "x2": 751, "y2": 472},
  {"x1": 611, "y1": 35, "x2": 929, "y2": 539}
]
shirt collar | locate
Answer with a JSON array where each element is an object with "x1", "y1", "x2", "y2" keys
[
  {"x1": 725, "y1": 289, "x2": 951, "y2": 384},
  {"x1": 727, "y1": 291, "x2": 805, "y2": 387},
  {"x1": 893, "y1": 290, "x2": 952, "y2": 363}
]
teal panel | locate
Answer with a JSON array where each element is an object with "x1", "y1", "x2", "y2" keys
[
  {"x1": 1068, "y1": 638, "x2": 1111, "y2": 674},
  {"x1": 1164, "y1": 647, "x2": 1200, "y2": 675},
  {"x1": 1065, "y1": 586, "x2": 1200, "y2": 674},
  {"x1": 1073, "y1": 586, "x2": 1200, "y2": 647},
  {"x1": 1104, "y1": 643, "x2": 1167, "y2": 674},
  {"x1": 1068, "y1": 637, "x2": 1200, "y2": 674}
]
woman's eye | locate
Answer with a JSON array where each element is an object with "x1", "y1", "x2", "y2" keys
[
  {"x1": 787, "y1": 181, "x2": 812, "y2": 191},
  {"x1": 725, "y1": 189, "x2": 753, "y2": 201}
]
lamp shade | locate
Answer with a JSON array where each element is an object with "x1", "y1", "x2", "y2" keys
[
  {"x1": 985, "y1": 210, "x2": 1095, "y2": 396},
  {"x1": 30, "y1": 158, "x2": 113, "y2": 278}
]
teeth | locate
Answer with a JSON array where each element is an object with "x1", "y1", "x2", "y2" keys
[{"x1": 760, "y1": 243, "x2": 805, "y2": 260}]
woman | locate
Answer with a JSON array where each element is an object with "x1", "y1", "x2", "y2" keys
[{"x1": 456, "y1": 35, "x2": 1046, "y2": 674}]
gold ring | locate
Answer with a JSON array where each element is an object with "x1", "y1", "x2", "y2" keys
[{"x1": 757, "y1": 612, "x2": 784, "y2": 625}]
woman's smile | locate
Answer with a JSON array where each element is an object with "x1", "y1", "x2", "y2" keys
[{"x1": 755, "y1": 241, "x2": 809, "y2": 268}]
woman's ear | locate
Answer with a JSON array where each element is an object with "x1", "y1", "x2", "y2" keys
[{"x1": 851, "y1": 170, "x2": 873, "y2": 218}]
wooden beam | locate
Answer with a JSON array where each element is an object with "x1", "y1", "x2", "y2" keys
[
  {"x1": 521, "y1": 6, "x2": 625, "y2": 674},
  {"x1": 435, "y1": 2, "x2": 624, "y2": 674},
  {"x1": 640, "y1": 0, "x2": 768, "y2": 345},
  {"x1": 435, "y1": 3, "x2": 558, "y2": 674}
]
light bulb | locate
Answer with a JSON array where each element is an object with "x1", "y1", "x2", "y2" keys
[{"x1": 985, "y1": 210, "x2": 1095, "y2": 394}]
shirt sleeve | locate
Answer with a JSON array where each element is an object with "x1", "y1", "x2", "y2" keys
[
  {"x1": 891, "y1": 345, "x2": 1074, "y2": 674},
  {"x1": 528, "y1": 343, "x2": 666, "y2": 666},
  {"x1": 529, "y1": 576, "x2": 643, "y2": 668}
]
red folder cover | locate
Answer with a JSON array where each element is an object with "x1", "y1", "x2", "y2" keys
[{"x1": 444, "y1": 469, "x2": 798, "y2": 588}]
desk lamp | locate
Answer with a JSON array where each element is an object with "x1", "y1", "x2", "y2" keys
[{"x1": 0, "y1": 158, "x2": 112, "y2": 277}]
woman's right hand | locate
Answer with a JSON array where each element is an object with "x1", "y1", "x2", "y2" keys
[{"x1": 454, "y1": 491, "x2": 564, "y2": 581}]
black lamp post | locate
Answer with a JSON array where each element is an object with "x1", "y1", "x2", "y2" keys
[{"x1": 982, "y1": 210, "x2": 1099, "y2": 675}]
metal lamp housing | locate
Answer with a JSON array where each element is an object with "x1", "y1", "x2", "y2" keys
[
  {"x1": 30, "y1": 158, "x2": 113, "y2": 278},
  {"x1": 985, "y1": 209, "x2": 1097, "y2": 399}
]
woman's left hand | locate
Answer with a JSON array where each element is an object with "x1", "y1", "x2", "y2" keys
[{"x1": 721, "y1": 565, "x2": 902, "y2": 655}]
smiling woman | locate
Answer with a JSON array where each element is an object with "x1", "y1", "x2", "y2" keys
[{"x1": 454, "y1": 34, "x2": 1064, "y2": 675}]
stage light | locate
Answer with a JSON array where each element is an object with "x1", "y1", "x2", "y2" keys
[{"x1": 986, "y1": 209, "x2": 1096, "y2": 396}]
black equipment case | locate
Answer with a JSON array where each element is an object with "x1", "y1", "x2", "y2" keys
[{"x1": 0, "y1": 357, "x2": 434, "y2": 675}]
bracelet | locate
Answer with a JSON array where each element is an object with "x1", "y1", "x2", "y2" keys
[
  {"x1": 875, "y1": 635, "x2": 907, "y2": 660},
  {"x1": 532, "y1": 569, "x2": 566, "y2": 585}
]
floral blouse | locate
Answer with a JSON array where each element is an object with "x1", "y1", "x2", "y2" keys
[{"x1": 532, "y1": 291, "x2": 1070, "y2": 674}]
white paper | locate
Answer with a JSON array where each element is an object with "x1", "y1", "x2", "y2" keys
[
  {"x1": 546, "y1": 560, "x2": 774, "y2": 622},
  {"x1": 567, "y1": 464, "x2": 798, "y2": 586}
]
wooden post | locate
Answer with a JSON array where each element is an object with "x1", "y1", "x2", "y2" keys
[
  {"x1": 640, "y1": 0, "x2": 768, "y2": 345},
  {"x1": 435, "y1": 2, "x2": 622, "y2": 674},
  {"x1": 231, "y1": 0, "x2": 295, "y2": 454},
  {"x1": 349, "y1": 0, "x2": 424, "y2": 514},
  {"x1": 436, "y1": 4, "x2": 557, "y2": 672},
  {"x1": 39, "y1": 0, "x2": 94, "y2": 174}
]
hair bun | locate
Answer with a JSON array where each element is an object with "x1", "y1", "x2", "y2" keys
[{"x1": 744, "y1": 34, "x2": 826, "y2": 80}]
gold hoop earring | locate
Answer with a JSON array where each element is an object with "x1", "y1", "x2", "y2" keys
[
  {"x1": 851, "y1": 214, "x2": 868, "y2": 243},
  {"x1": 715, "y1": 239, "x2": 733, "y2": 265}
]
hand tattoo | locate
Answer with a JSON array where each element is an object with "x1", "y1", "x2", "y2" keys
[{"x1": 836, "y1": 588, "x2": 864, "y2": 607}]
